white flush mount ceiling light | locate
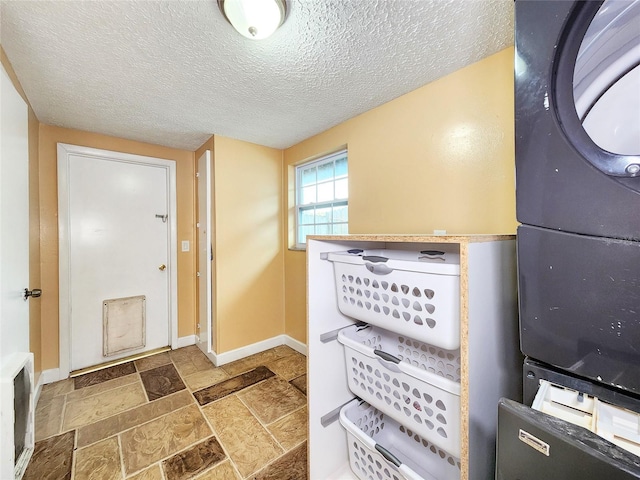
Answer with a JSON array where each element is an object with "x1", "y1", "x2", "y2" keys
[{"x1": 218, "y1": 0, "x2": 288, "y2": 40}]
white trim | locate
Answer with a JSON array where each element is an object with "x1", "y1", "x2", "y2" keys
[
  {"x1": 176, "y1": 335, "x2": 197, "y2": 349},
  {"x1": 203, "y1": 335, "x2": 307, "y2": 367},
  {"x1": 0, "y1": 353, "x2": 35, "y2": 480},
  {"x1": 284, "y1": 335, "x2": 307, "y2": 356},
  {"x1": 33, "y1": 372, "x2": 44, "y2": 407},
  {"x1": 196, "y1": 150, "x2": 213, "y2": 357},
  {"x1": 40, "y1": 368, "x2": 63, "y2": 385},
  {"x1": 294, "y1": 148, "x2": 348, "y2": 249},
  {"x1": 41, "y1": 335, "x2": 306, "y2": 384},
  {"x1": 56, "y1": 143, "x2": 178, "y2": 378}
]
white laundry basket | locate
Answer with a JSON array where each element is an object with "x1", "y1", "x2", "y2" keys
[
  {"x1": 339, "y1": 324, "x2": 461, "y2": 457},
  {"x1": 327, "y1": 249, "x2": 460, "y2": 350},
  {"x1": 340, "y1": 400, "x2": 461, "y2": 480}
]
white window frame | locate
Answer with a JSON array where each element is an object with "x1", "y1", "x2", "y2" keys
[{"x1": 294, "y1": 149, "x2": 348, "y2": 249}]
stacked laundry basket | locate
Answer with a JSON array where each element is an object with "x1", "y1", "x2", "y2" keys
[{"x1": 328, "y1": 248, "x2": 462, "y2": 480}]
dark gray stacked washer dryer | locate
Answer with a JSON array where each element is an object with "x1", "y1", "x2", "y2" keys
[{"x1": 497, "y1": 1, "x2": 640, "y2": 478}]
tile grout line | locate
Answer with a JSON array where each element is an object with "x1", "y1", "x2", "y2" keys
[
  {"x1": 67, "y1": 362, "x2": 207, "y2": 444},
  {"x1": 234, "y1": 379, "x2": 307, "y2": 477},
  {"x1": 72, "y1": 389, "x2": 191, "y2": 449},
  {"x1": 117, "y1": 410, "x2": 210, "y2": 478},
  {"x1": 59, "y1": 391, "x2": 70, "y2": 439},
  {"x1": 70, "y1": 430, "x2": 78, "y2": 480},
  {"x1": 116, "y1": 433, "x2": 126, "y2": 480},
  {"x1": 237, "y1": 373, "x2": 307, "y2": 427},
  {"x1": 193, "y1": 399, "x2": 244, "y2": 480},
  {"x1": 176, "y1": 352, "x2": 287, "y2": 480},
  {"x1": 119, "y1": 354, "x2": 233, "y2": 478},
  {"x1": 59, "y1": 378, "x2": 149, "y2": 436},
  {"x1": 188, "y1": 357, "x2": 304, "y2": 479},
  {"x1": 33, "y1": 346, "x2": 307, "y2": 480}
]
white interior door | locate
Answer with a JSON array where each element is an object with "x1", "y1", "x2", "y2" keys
[
  {"x1": 197, "y1": 150, "x2": 213, "y2": 355},
  {"x1": 58, "y1": 145, "x2": 177, "y2": 372},
  {"x1": 0, "y1": 65, "x2": 30, "y2": 362}
]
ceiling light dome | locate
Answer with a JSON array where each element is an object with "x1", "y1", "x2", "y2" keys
[{"x1": 218, "y1": 0, "x2": 287, "y2": 40}]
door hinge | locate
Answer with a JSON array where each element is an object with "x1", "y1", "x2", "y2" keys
[
  {"x1": 196, "y1": 172, "x2": 200, "y2": 177},
  {"x1": 196, "y1": 272, "x2": 201, "y2": 277}
]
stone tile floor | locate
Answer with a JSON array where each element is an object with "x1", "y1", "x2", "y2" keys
[{"x1": 26, "y1": 345, "x2": 308, "y2": 480}]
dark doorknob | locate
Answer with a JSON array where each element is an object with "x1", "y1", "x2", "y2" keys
[{"x1": 23, "y1": 288, "x2": 42, "y2": 301}]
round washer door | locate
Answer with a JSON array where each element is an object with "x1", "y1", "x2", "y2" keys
[
  {"x1": 554, "y1": 0, "x2": 640, "y2": 180},
  {"x1": 515, "y1": 0, "x2": 640, "y2": 239}
]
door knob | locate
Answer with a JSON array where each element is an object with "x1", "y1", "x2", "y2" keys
[
  {"x1": 24, "y1": 288, "x2": 42, "y2": 301},
  {"x1": 159, "y1": 264, "x2": 166, "y2": 271}
]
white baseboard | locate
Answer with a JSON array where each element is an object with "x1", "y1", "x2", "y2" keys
[
  {"x1": 284, "y1": 335, "x2": 307, "y2": 356},
  {"x1": 40, "y1": 334, "x2": 305, "y2": 384},
  {"x1": 34, "y1": 372, "x2": 44, "y2": 406},
  {"x1": 41, "y1": 368, "x2": 63, "y2": 385},
  {"x1": 41, "y1": 338, "x2": 196, "y2": 385},
  {"x1": 175, "y1": 335, "x2": 196, "y2": 349},
  {"x1": 204, "y1": 334, "x2": 307, "y2": 367}
]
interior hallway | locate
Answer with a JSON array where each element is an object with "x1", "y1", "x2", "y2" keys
[{"x1": 26, "y1": 345, "x2": 308, "y2": 480}]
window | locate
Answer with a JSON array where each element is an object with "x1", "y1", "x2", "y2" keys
[{"x1": 295, "y1": 149, "x2": 348, "y2": 248}]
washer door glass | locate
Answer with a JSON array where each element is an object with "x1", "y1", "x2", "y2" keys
[{"x1": 573, "y1": 0, "x2": 640, "y2": 158}]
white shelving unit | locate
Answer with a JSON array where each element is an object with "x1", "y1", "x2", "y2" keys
[{"x1": 307, "y1": 235, "x2": 521, "y2": 480}]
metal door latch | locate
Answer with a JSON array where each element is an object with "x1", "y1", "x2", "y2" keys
[
  {"x1": 24, "y1": 288, "x2": 42, "y2": 301},
  {"x1": 155, "y1": 214, "x2": 168, "y2": 223}
]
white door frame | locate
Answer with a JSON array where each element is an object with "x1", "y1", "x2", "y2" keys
[
  {"x1": 196, "y1": 150, "x2": 213, "y2": 356},
  {"x1": 57, "y1": 143, "x2": 178, "y2": 378}
]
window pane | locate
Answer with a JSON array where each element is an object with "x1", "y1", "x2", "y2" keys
[
  {"x1": 295, "y1": 150, "x2": 347, "y2": 247},
  {"x1": 298, "y1": 225, "x2": 315, "y2": 245},
  {"x1": 315, "y1": 206, "x2": 332, "y2": 224},
  {"x1": 317, "y1": 182, "x2": 334, "y2": 202},
  {"x1": 301, "y1": 185, "x2": 316, "y2": 205},
  {"x1": 316, "y1": 224, "x2": 330, "y2": 235},
  {"x1": 335, "y1": 178, "x2": 348, "y2": 199},
  {"x1": 301, "y1": 167, "x2": 316, "y2": 186},
  {"x1": 299, "y1": 207, "x2": 315, "y2": 225},
  {"x1": 317, "y1": 161, "x2": 334, "y2": 181},
  {"x1": 333, "y1": 204, "x2": 348, "y2": 222},
  {"x1": 332, "y1": 223, "x2": 348, "y2": 235}
]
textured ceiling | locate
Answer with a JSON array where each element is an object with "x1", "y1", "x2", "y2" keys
[{"x1": 0, "y1": 0, "x2": 514, "y2": 150}]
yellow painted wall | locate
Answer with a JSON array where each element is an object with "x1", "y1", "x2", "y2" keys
[
  {"x1": 38, "y1": 125, "x2": 197, "y2": 370},
  {"x1": 1, "y1": 46, "x2": 43, "y2": 377},
  {"x1": 283, "y1": 47, "x2": 517, "y2": 344},
  {"x1": 6, "y1": 41, "x2": 514, "y2": 369},
  {"x1": 213, "y1": 136, "x2": 284, "y2": 353}
]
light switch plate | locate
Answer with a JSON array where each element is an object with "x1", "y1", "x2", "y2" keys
[{"x1": 181, "y1": 240, "x2": 190, "y2": 252}]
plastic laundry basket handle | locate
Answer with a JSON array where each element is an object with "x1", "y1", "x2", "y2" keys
[
  {"x1": 374, "y1": 349, "x2": 401, "y2": 364},
  {"x1": 362, "y1": 255, "x2": 388, "y2": 263},
  {"x1": 420, "y1": 250, "x2": 445, "y2": 256},
  {"x1": 375, "y1": 444, "x2": 402, "y2": 467},
  {"x1": 365, "y1": 263, "x2": 393, "y2": 275}
]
